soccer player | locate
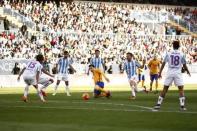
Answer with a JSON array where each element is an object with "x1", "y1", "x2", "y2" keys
[
  {"x1": 154, "y1": 41, "x2": 191, "y2": 111},
  {"x1": 17, "y1": 54, "x2": 54, "y2": 102},
  {"x1": 123, "y1": 53, "x2": 148, "y2": 100},
  {"x1": 90, "y1": 49, "x2": 105, "y2": 71},
  {"x1": 137, "y1": 59, "x2": 147, "y2": 88},
  {"x1": 52, "y1": 51, "x2": 76, "y2": 96},
  {"x1": 89, "y1": 64, "x2": 111, "y2": 98},
  {"x1": 148, "y1": 55, "x2": 160, "y2": 93}
]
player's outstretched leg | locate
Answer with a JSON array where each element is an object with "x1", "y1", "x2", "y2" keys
[
  {"x1": 22, "y1": 85, "x2": 29, "y2": 102},
  {"x1": 154, "y1": 86, "x2": 169, "y2": 110},
  {"x1": 178, "y1": 86, "x2": 187, "y2": 111},
  {"x1": 39, "y1": 79, "x2": 54, "y2": 97},
  {"x1": 53, "y1": 80, "x2": 60, "y2": 96},
  {"x1": 129, "y1": 80, "x2": 136, "y2": 100},
  {"x1": 65, "y1": 81, "x2": 71, "y2": 96}
]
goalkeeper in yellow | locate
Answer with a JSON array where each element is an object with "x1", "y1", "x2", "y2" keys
[{"x1": 89, "y1": 64, "x2": 111, "y2": 98}]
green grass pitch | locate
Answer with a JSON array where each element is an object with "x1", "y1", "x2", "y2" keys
[{"x1": 0, "y1": 86, "x2": 197, "y2": 131}]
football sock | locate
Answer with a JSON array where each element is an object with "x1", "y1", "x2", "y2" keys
[
  {"x1": 157, "y1": 96, "x2": 164, "y2": 105},
  {"x1": 179, "y1": 97, "x2": 185, "y2": 107},
  {"x1": 65, "y1": 85, "x2": 70, "y2": 93},
  {"x1": 131, "y1": 86, "x2": 136, "y2": 97},
  {"x1": 38, "y1": 88, "x2": 45, "y2": 101},
  {"x1": 24, "y1": 85, "x2": 29, "y2": 97},
  {"x1": 156, "y1": 82, "x2": 158, "y2": 90},
  {"x1": 141, "y1": 80, "x2": 144, "y2": 87},
  {"x1": 54, "y1": 85, "x2": 58, "y2": 93}
]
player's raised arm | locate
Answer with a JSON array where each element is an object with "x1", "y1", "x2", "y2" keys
[
  {"x1": 69, "y1": 64, "x2": 76, "y2": 73},
  {"x1": 17, "y1": 67, "x2": 26, "y2": 81}
]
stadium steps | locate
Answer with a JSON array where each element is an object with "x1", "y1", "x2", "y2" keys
[
  {"x1": 0, "y1": 14, "x2": 33, "y2": 33},
  {"x1": 169, "y1": 21, "x2": 197, "y2": 38}
]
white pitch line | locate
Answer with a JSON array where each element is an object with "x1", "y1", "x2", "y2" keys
[
  {"x1": 1, "y1": 100, "x2": 197, "y2": 114},
  {"x1": 0, "y1": 105, "x2": 197, "y2": 114}
]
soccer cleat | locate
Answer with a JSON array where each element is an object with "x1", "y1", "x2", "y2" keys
[
  {"x1": 41, "y1": 90, "x2": 47, "y2": 97},
  {"x1": 105, "y1": 91, "x2": 111, "y2": 98},
  {"x1": 143, "y1": 86, "x2": 149, "y2": 94},
  {"x1": 41, "y1": 99, "x2": 46, "y2": 103},
  {"x1": 180, "y1": 106, "x2": 187, "y2": 111},
  {"x1": 66, "y1": 92, "x2": 71, "y2": 96},
  {"x1": 154, "y1": 104, "x2": 161, "y2": 110},
  {"x1": 22, "y1": 96, "x2": 28, "y2": 102},
  {"x1": 52, "y1": 93, "x2": 56, "y2": 96},
  {"x1": 129, "y1": 96, "x2": 136, "y2": 100}
]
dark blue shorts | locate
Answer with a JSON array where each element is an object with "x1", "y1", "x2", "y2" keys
[
  {"x1": 138, "y1": 74, "x2": 145, "y2": 81},
  {"x1": 94, "y1": 82, "x2": 104, "y2": 95},
  {"x1": 150, "y1": 74, "x2": 159, "y2": 81}
]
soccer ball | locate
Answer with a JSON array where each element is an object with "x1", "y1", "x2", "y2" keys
[{"x1": 82, "y1": 93, "x2": 90, "y2": 100}]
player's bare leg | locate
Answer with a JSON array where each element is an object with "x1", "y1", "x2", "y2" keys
[
  {"x1": 22, "y1": 85, "x2": 29, "y2": 102},
  {"x1": 94, "y1": 85, "x2": 111, "y2": 98},
  {"x1": 154, "y1": 80, "x2": 159, "y2": 94},
  {"x1": 150, "y1": 80, "x2": 153, "y2": 92},
  {"x1": 34, "y1": 85, "x2": 46, "y2": 102},
  {"x1": 53, "y1": 80, "x2": 60, "y2": 96},
  {"x1": 65, "y1": 81, "x2": 71, "y2": 96},
  {"x1": 129, "y1": 80, "x2": 136, "y2": 99},
  {"x1": 154, "y1": 85, "x2": 169, "y2": 110},
  {"x1": 178, "y1": 86, "x2": 187, "y2": 111},
  {"x1": 39, "y1": 79, "x2": 54, "y2": 97},
  {"x1": 34, "y1": 86, "x2": 46, "y2": 97}
]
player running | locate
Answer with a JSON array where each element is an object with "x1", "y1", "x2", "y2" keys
[
  {"x1": 137, "y1": 59, "x2": 148, "y2": 89},
  {"x1": 52, "y1": 51, "x2": 76, "y2": 96},
  {"x1": 89, "y1": 64, "x2": 111, "y2": 98},
  {"x1": 123, "y1": 53, "x2": 148, "y2": 100},
  {"x1": 154, "y1": 41, "x2": 191, "y2": 111},
  {"x1": 17, "y1": 54, "x2": 54, "y2": 102},
  {"x1": 148, "y1": 55, "x2": 160, "y2": 93}
]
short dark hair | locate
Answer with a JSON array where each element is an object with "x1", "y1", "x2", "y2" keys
[
  {"x1": 126, "y1": 52, "x2": 133, "y2": 57},
  {"x1": 64, "y1": 50, "x2": 69, "y2": 54},
  {"x1": 95, "y1": 49, "x2": 100, "y2": 52},
  {"x1": 36, "y1": 54, "x2": 44, "y2": 62},
  {"x1": 89, "y1": 64, "x2": 95, "y2": 68},
  {"x1": 172, "y1": 41, "x2": 180, "y2": 49}
]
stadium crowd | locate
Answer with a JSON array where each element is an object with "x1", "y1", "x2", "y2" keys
[{"x1": 0, "y1": 1, "x2": 196, "y2": 72}]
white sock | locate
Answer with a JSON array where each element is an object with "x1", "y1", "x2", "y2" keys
[
  {"x1": 157, "y1": 96, "x2": 164, "y2": 105},
  {"x1": 54, "y1": 85, "x2": 58, "y2": 93},
  {"x1": 179, "y1": 97, "x2": 185, "y2": 107},
  {"x1": 131, "y1": 86, "x2": 136, "y2": 97},
  {"x1": 37, "y1": 87, "x2": 44, "y2": 101},
  {"x1": 66, "y1": 85, "x2": 70, "y2": 94},
  {"x1": 24, "y1": 85, "x2": 29, "y2": 97}
]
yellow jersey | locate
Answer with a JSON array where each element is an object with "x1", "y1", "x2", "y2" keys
[
  {"x1": 148, "y1": 59, "x2": 160, "y2": 74},
  {"x1": 92, "y1": 69, "x2": 104, "y2": 83}
]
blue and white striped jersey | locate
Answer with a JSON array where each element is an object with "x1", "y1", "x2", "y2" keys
[
  {"x1": 57, "y1": 57, "x2": 73, "y2": 74},
  {"x1": 124, "y1": 60, "x2": 141, "y2": 79},
  {"x1": 90, "y1": 57, "x2": 104, "y2": 69}
]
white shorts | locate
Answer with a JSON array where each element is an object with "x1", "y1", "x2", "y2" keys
[
  {"x1": 128, "y1": 75, "x2": 138, "y2": 83},
  {"x1": 57, "y1": 73, "x2": 69, "y2": 81},
  {"x1": 23, "y1": 75, "x2": 50, "y2": 85},
  {"x1": 164, "y1": 73, "x2": 184, "y2": 86}
]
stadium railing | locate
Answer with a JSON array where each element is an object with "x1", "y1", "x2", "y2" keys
[{"x1": 2, "y1": 7, "x2": 36, "y2": 30}]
